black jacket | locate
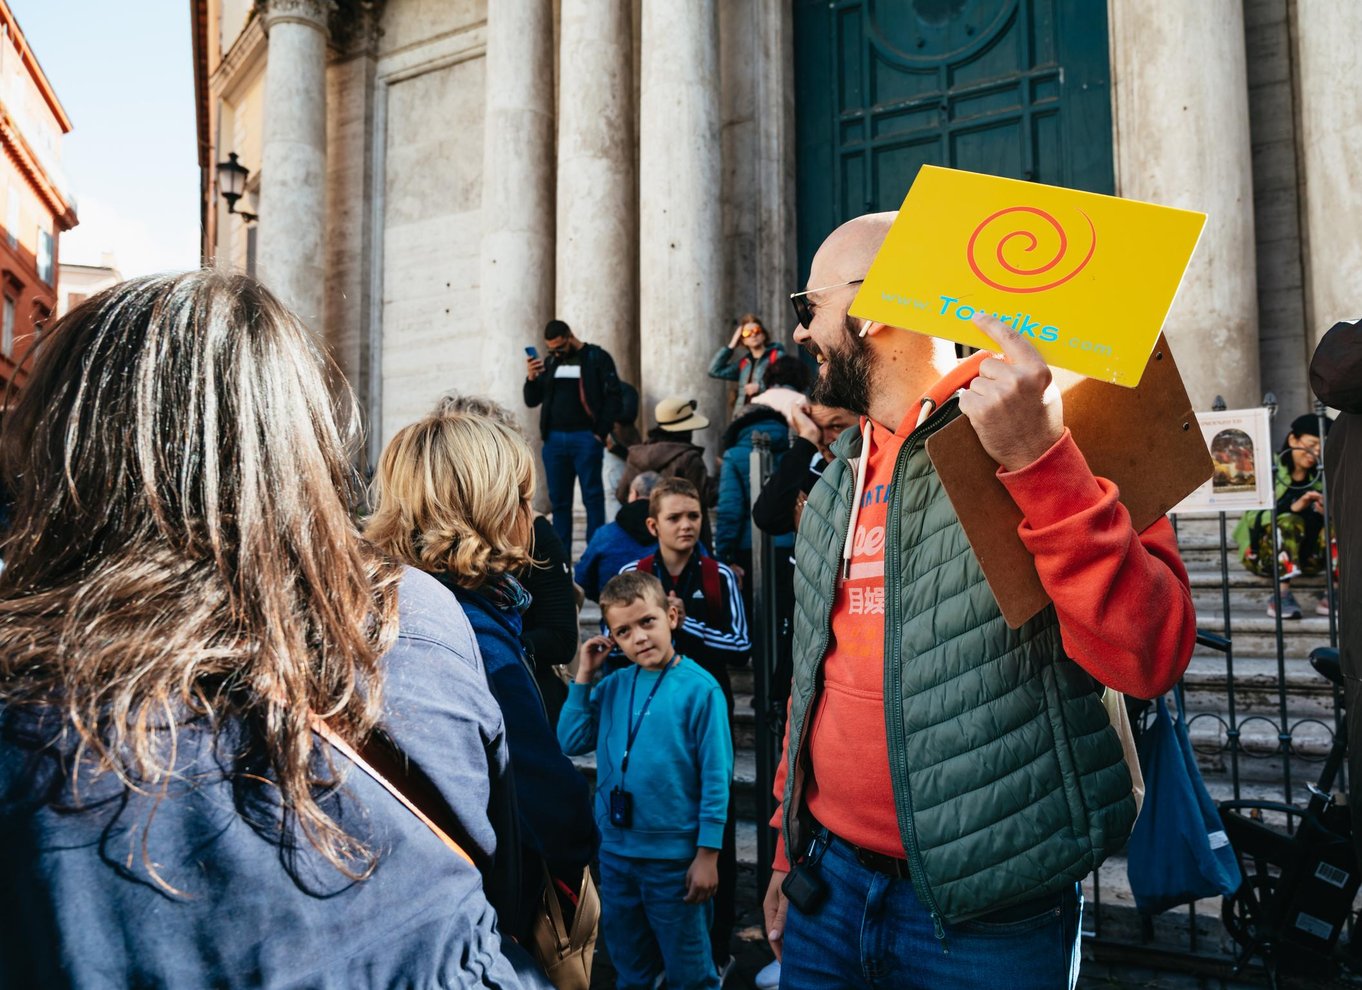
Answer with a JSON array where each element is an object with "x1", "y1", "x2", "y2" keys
[
  {"x1": 1311, "y1": 319, "x2": 1362, "y2": 868},
  {"x1": 523, "y1": 343, "x2": 622, "y2": 440},
  {"x1": 518, "y1": 516, "x2": 576, "y2": 726},
  {"x1": 752, "y1": 436, "x2": 826, "y2": 537}
]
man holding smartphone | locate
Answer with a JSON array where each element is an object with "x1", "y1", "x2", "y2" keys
[{"x1": 525, "y1": 319, "x2": 622, "y2": 550}]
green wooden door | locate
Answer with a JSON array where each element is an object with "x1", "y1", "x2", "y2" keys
[{"x1": 794, "y1": 0, "x2": 1114, "y2": 279}]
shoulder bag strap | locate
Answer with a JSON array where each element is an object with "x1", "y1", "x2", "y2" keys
[{"x1": 310, "y1": 716, "x2": 475, "y2": 867}]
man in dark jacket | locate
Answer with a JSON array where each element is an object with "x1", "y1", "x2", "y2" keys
[
  {"x1": 1310, "y1": 318, "x2": 1362, "y2": 865},
  {"x1": 524, "y1": 319, "x2": 622, "y2": 549}
]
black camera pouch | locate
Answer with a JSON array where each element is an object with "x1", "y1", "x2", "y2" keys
[
  {"x1": 781, "y1": 864, "x2": 828, "y2": 914},
  {"x1": 609, "y1": 787, "x2": 633, "y2": 828},
  {"x1": 781, "y1": 829, "x2": 831, "y2": 914}
]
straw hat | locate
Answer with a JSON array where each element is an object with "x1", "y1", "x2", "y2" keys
[{"x1": 654, "y1": 396, "x2": 709, "y2": 432}]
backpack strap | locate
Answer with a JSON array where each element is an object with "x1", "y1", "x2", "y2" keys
[
  {"x1": 699, "y1": 556, "x2": 729, "y2": 629},
  {"x1": 311, "y1": 718, "x2": 474, "y2": 867}
]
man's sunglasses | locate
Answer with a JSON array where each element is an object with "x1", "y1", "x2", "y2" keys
[{"x1": 790, "y1": 279, "x2": 864, "y2": 329}]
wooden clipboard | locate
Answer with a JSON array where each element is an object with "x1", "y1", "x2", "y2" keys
[{"x1": 925, "y1": 335, "x2": 1210, "y2": 628}]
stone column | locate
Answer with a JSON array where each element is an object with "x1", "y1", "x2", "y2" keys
[
  {"x1": 257, "y1": 0, "x2": 332, "y2": 329},
  {"x1": 479, "y1": 0, "x2": 556, "y2": 443},
  {"x1": 324, "y1": 2, "x2": 383, "y2": 468},
  {"x1": 1109, "y1": 0, "x2": 1260, "y2": 409},
  {"x1": 639, "y1": 0, "x2": 724, "y2": 451},
  {"x1": 556, "y1": 0, "x2": 636, "y2": 386},
  {"x1": 1296, "y1": 1, "x2": 1362, "y2": 355}
]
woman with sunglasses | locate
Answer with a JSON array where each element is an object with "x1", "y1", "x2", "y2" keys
[
  {"x1": 1234, "y1": 412, "x2": 1335, "y2": 618},
  {"x1": 708, "y1": 313, "x2": 786, "y2": 419}
]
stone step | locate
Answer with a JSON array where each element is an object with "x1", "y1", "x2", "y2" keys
[{"x1": 1192, "y1": 614, "x2": 1337, "y2": 657}]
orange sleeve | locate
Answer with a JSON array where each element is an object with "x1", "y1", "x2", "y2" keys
[
  {"x1": 997, "y1": 430, "x2": 1196, "y2": 700},
  {"x1": 770, "y1": 699, "x2": 793, "y2": 872}
]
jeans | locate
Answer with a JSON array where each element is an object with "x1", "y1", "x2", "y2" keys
[
  {"x1": 599, "y1": 850, "x2": 719, "y2": 990},
  {"x1": 542, "y1": 429, "x2": 605, "y2": 550},
  {"x1": 780, "y1": 835, "x2": 1083, "y2": 990}
]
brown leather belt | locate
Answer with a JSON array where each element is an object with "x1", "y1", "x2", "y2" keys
[{"x1": 837, "y1": 835, "x2": 911, "y2": 879}]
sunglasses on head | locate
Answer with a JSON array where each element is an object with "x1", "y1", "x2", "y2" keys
[{"x1": 789, "y1": 279, "x2": 864, "y2": 329}]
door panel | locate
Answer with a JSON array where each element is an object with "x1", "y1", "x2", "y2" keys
[{"x1": 794, "y1": 0, "x2": 1115, "y2": 281}]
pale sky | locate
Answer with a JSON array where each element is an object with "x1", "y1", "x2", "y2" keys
[{"x1": 12, "y1": 0, "x2": 200, "y2": 277}]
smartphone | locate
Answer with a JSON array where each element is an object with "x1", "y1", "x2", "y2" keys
[{"x1": 525, "y1": 346, "x2": 539, "y2": 360}]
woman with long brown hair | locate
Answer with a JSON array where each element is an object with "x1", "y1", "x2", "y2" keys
[{"x1": 0, "y1": 271, "x2": 532, "y2": 988}]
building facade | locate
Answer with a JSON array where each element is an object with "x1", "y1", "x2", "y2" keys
[
  {"x1": 57, "y1": 257, "x2": 122, "y2": 317},
  {"x1": 0, "y1": 1, "x2": 76, "y2": 398},
  {"x1": 192, "y1": 0, "x2": 1357, "y2": 464}
]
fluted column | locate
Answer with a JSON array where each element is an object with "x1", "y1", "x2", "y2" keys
[
  {"x1": 1110, "y1": 0, "x2": 1260, "y2": 409},
  {"x1": 257, "y1": 0, "x2": 332, "y2": 328},
  {"x1": 640, "y1": 0, "x2": 724, "y2": 452},
  {"x1": 1296, "y1": 1, "x2": 1362, "y2": 351},
  {"x1": 556, "y1": 0, "x2": 637, "y2": 385},
  {"x1": 479, "y1": 0, "x2": 555, "y2": 441}
]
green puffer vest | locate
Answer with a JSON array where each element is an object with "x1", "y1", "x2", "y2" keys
[{"x1": 782, "y1": 401, "x2": 1136, "y2": 928}]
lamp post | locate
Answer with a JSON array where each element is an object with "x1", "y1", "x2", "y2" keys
[{"x1": 215, "y1": 152, "x2": 257, "y2": 223}]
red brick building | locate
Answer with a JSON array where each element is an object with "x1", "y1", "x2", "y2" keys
[{"x1": 0, "y1": 1, "x2": 76, "y2": 398}]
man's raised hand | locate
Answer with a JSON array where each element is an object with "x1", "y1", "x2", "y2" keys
[{"x1": 956, "y1": 312, "x2": 1064, "y2": 472}]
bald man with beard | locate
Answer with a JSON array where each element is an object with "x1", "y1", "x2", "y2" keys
[{"x1": 762, "y1": 214, "x2": 1197, "y2": 989}]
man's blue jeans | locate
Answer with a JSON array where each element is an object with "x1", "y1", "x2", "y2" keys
[
  {"x1": 542, "y1": 429, "x2": 605, "y2": 550},
  {"x1": 780, "y1": 835, "x2": 1083, "y2": 990},
  {"x1": 599, "y1": 850, "x2": 719, "y2": 990}
]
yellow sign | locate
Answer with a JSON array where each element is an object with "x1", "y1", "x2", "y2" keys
[{"x1": 849, "y1": 166, "x2": 1206, "y2": 387}]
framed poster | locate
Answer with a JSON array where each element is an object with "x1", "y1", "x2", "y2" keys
[{"x1": 1171, "y1": 407, "x2": 1275, "y2": 514}]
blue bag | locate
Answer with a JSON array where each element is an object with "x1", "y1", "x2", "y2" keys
[{"x1": 1126, "y1": 691, "x2": 1241, "y2": 913}]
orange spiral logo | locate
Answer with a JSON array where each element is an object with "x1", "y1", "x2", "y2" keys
[{"x1": 966, "y1": 206, "x2": 1096, "y2": 294}]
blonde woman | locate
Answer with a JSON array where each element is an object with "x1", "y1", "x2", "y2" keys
[
  {"x1": 0, "y1": 272, "x2": 533, "y2": 988},
  {"x1": 366, "y1": 413, "x2": 598, "y2": 945},
  {"x1": 433, "y1": 394, "x2": 578, "y2": 725}
]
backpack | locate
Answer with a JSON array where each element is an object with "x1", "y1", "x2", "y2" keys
[
  {"x1": 738, "y1": 349, "x2": 780, "y2": 374},
  {"x1": 638, "y1": 553, "x2": 729, "y2": 631}
]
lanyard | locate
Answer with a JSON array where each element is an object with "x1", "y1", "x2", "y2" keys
[{"x1": 620, "y1": 660, "x2": 674, "y2": 778}]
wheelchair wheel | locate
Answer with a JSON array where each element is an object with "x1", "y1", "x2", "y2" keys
[{"x1": 1223, "y1": 872, "x2": 1277, "y2": 950}]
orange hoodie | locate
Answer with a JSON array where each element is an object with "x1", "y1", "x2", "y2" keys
[{"x1": 771, "y1": 357, "x2": 1196, "y2": 869}]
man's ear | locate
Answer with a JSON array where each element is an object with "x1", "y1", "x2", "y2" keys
[
  {"x1": 859, "y1": 319, "x2": 890, "y2": 339},
  {"x1": 646, "y1": 516, "x2": 659, "y2": 538}
]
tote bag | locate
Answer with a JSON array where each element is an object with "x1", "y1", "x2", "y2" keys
[{"x1": 1126, "y1": 692, "x2": 1241, "y2": 913}]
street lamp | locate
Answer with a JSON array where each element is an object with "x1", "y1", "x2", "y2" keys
[{"x1": 215, "y1": 152, "x2": 257, "y2": 223}]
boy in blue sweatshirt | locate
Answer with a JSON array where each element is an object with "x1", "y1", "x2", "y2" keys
[{"x1": 558, "y1": 570, "x2": 733, "y2": 990}]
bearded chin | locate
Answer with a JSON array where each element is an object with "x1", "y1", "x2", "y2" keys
[{"x1": 809, "y1": 319, "x2": 873, "y2": 414}]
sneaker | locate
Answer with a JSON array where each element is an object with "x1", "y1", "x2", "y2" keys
[
  {"x1": 715, "y1": 955, "x2": 735, "y2": 987},
  {"x1": 1278, "y1": 552, "x2": 1302, "y2": 580},
  {"x1": 1317, "y1": 595, "x2": 1333, "y2": 617},
  {"x1": 1267, "y1": 592, "x2": 1303, "y2": 619},
  {"x1": 755, "y1": 959, "x2": 781, "y2": 990}
]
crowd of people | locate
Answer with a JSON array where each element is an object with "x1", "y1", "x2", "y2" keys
[{"x1": 0, "y1": 211, "x2": 1356, "y2": 990}]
